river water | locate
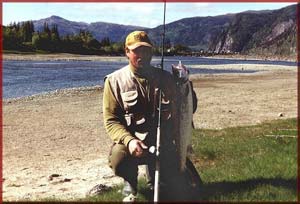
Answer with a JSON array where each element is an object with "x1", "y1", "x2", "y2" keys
[{"x1": 3, "y1": 56, "x2": 296, "y2": 99}]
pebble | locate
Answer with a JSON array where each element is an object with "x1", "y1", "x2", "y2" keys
[
  {"x1": 102, "y1": 174, "x2": 115, "y2": 179},
  {"x1": 86, "y1": 184, "x2": 112, "y2": 196},
  {"x1": 48, "y1": 174, "x2": 61, "y2": 181},
  {"x1": 63, "y1": 178, "x2": 72, "y2": 182}
]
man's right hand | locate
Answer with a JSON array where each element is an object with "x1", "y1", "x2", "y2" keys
[{"x1": 128, "y1": 139, "x2": 148, "y2": 158}]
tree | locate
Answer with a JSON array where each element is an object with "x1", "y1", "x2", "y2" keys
[
  {"x1": 32, "y1": 32, "x2": 42, "y2": 49},
  {"x1": 3, "y1": 25, "x2": 22, "y2": 50},
  {"x1": 173, "y1": 44, "x2": 191, "y2": 54},
  {"x1": 111, "y1": 42, "x2": 124, "y2": 55},
  {"x1": 51, "y1": 24, "x2": 60, "y2": 41},
  {"x1": 101, "y1": 37, "x2": 110, "y2": 47},
  {"x1": 87, "y1": 38, "x2": 101, "y2": 49},
  {"x1": 21, "y1": 21, "x2": 34, "y2": 42},
  {"x1": 32, "y1": 32, "x2": 50, "y2": 50},
  {"x1": 43, "y1": 22, "x2": 51, "y2": 39},
  {"x1": 50, "y1": 24, "x2": 61, "y2": 51}
]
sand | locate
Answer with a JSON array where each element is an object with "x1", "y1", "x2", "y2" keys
[
  {"x1": 3, "y1": 53, "x2": 127, "y2": 62},
  {"x1": 3, "y1": 61, "x2": 297, "y2": 201}
]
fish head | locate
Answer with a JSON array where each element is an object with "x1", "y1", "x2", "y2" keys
[{"x1": 172, "y1": 62, "x2": 189, "y2": 83}]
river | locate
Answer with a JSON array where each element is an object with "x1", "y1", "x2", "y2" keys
[{"x1": 3, "y1": 56, "x2": 296, "y2": 99}]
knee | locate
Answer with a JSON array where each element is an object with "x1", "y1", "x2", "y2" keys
[{"x1": 109, "y1": 144, "x2": 131, "y2": 175}]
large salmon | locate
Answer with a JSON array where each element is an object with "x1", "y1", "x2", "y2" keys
[{"x1": 172, "y1": 61, "x2": 194, "y2": 172}]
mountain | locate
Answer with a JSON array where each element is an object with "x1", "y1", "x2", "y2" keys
[
  {"x1": 33, "y1": 15, "x2": 147, "y2": 42},
  {"x1": 33, "y1": 15, "x2": 89, "y2": 36},
  {"x1": 146, "y1": 14, "x2": 234, "y2": 50},
  {"x1": 31, "y1": 4, "x2": 297, "y2": 58},
  {"x1": 243, "y1": 5, "x2": 297, "y2": 57},
  {"x1": 87, "y1": 22, "x2": 146, "y2": 43},
  {"x1": 212, "y1": 4, "x2": 297, "y2": 57},
  {"x1": 148, "y1": 4, "x2": 296, "y2": 58}
]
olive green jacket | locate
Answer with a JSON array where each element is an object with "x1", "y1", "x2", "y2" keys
[{"x1": 103, "y1": 64, "x2": 177, "y2": 147}]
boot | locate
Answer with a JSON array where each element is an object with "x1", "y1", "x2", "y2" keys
[
  {"x1": 122, "y1": 180, "x2": 137, "y2": 199},
  {"x1": 122, "y1": 180, "x2": 137, "y2": 202},
  {"x1": 123, "y1": 193, "x2": 137, "y2": 202}
]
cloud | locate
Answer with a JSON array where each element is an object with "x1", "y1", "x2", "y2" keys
[
  {"x1": 3, "y1": 2, "x2": 296, "y2": 27},
  {"x1": 58, "y1": 3, "x2": 163, "y2": 27}
]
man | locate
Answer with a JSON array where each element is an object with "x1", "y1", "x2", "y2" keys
[{"x1": 103, "y1": 30, "x2": 198, "y2": 202}]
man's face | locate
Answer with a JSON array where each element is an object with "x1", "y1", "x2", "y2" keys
[{"x1": 126, "y1": 46, "x2": 152, "y2": 69}]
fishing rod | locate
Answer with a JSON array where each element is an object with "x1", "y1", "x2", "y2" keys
[{"x1": 154, "y1": 1, "x2": 166, "y2": 202}]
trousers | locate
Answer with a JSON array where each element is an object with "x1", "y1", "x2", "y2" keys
[
  {"x1": 108, "y1": 143, "x2": 156, "y2": 186},
  {"x1": 108, "y1": 141, "x2": 190, "y2": 200}
]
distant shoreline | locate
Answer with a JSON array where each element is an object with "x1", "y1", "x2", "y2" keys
[
  {"x1": 3, "y1": 53, "x2": 296, "y2": 62},
  {"x1": 3, "y1": 53, "x2": 127, "y2": 62},
  {"x1": 204, "y1": 54, "x2": 296, "y2": 63}
]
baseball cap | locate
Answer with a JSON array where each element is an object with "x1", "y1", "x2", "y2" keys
[{"x1": 125, "y1": 31, "x2": 153, "y2": 50}]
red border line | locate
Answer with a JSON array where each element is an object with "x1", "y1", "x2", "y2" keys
[
  {"x1": 297, "y1": 2, "x2": 300, "y2": 203},
  {"x1": 1, "y1": 1, "x2": 299, "y2": 203},
  {"x1": 1, "y1": 0, "x2": 299, "y2": 2},
  {"x1": 0, "y1": 1, "x2": 3, "y2": 203}
]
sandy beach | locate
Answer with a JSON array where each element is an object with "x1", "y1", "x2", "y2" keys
[
  {"x1": 3, "y1": 58, "x2": 297, "y2": 201},
  {"x1": 3, "y1": 53, "x2": 127, "y2": 62}
]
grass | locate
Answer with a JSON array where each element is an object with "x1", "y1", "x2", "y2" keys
[
  {"x1": 82, "y1": 118, "x2": 299, "y2": 202},
  {"x1": 83, "y1": 179, "x2": 153, "y2": 202},
  {"x1": 190, "y1": 118, "x2": 297, "y2": 201}
]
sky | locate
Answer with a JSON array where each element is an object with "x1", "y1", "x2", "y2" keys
[{"x1": 3, "y1": 2, "x2": 296, "y2": 28}]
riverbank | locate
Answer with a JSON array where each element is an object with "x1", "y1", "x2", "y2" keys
[
  {"x1": 3, "y1": 53, "x2": 127, "y2": 62},
  {"x1": 204, "y1": 53, "x2": 296, "y2": 62},
  {"x1": 3, "y1": 66, "x2": 297, "y2": 201},
  {"x1": 3, "y1": 53, "x2": 297, "y2": 62}
]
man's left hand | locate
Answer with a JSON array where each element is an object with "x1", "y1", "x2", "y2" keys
[{"x1": 128, "y1": 139, "x2": 148, "y2": 158}]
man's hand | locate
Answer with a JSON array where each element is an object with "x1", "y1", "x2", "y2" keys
[{"x1": 128, "y1": 139, "x2": 148, "y2": 158}]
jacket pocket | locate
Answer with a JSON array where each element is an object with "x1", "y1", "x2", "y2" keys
[
  {"x1": 134, "y1": 113, "x2": 148, "y2": 141},
  {"x1": 121, "y1": 90, "x2": 138, "y2": 111}
]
